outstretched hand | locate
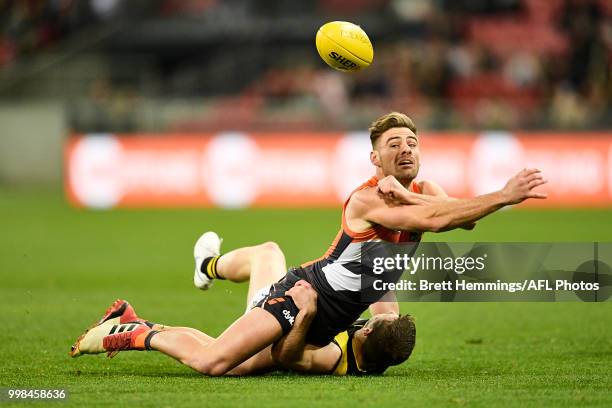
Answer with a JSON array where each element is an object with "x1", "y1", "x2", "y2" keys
[{"x1": 501, "y1": 168, "x2": 548, "y2": 205}]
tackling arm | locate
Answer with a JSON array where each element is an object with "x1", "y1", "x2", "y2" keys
[
  {"x1": 369, "y1": 290, "x2": 399, "y2": 316},
  {"x1": 270, "y1": 281, "x2": 341, "y2": 373}
]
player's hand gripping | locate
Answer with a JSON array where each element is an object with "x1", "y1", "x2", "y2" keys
[
  {"x1": 501, "y1": 168, "x2": 548, "y2": 205},
  {"x1": 377, "y1": 175, "x2": 446, "y2": 206},
  {"x1": 286, "y1": 280, "x2": 317, "y2": 316},
  {"x1": 377, "y1": 175, "x2": 406, "y2": 201}
]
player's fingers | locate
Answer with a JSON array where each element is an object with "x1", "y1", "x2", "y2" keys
[
  {"x1": 520, "y1": 171, "x2": 540, "y2": 182},
  {"x1": 528, "y1": 192, "x2": 548, "y2": 199},
  {"x1": 524, "y1": 168, "x2": 541, "y2": 176},
  {"x1": 514, "y1": 168, "x2": 528, "y2": 179},
  {"x1": 523, "y1": 176, "x2": 542, "y2": 186},
  {"x1": 528, "y1": 179, "x2": 548, "y2": 189},
  {"x1": 295, "y1": 280, "x2": 311, "y2": 288},
  {"x1": 525, "y1": 171, "x2": 543, "y2": 179},
  {"x1": 525, "y1": 174, "x2": 544, "y2": 184},
  {"x1": 286, "y1": 285, "x2": 302, "y2": 294}
]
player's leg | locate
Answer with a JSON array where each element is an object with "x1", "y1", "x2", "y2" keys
[
  {"x1": 156, "y1": 326, "x2": 275, "y2": 375},
  {"x1": 160, "y1": 326, "x2": 214, "y2": 344},
  {"x1": 213, "y1": 242, "x2": 286, "y2": 282},
  {"x1": 72, "y1": 307, "x2": 283, "y2": 376},
  {"x1": 225, "y1": 345, "x2": 275, "y2": 375},
  {"x1": 149, "y1": 307, "x2": 283, "y2": 376},
  {"x1": 196, "y1": 236, "x2": 287, "y2": 298},
  {"x1": 236, "y1": 242, "x2": 287, "y2": 309}
]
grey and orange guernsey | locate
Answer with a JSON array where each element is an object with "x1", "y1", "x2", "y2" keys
[{"x1": 255, "y1": 177, "x2": 422, "y2": 346}]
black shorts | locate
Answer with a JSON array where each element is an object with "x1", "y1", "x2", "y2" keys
[
  {"x1": 254, "y1": 267, "x2": 359, "y2": 346},
  {"x1": 254, "y1": 268, "x2": 303, "y2": 335}
]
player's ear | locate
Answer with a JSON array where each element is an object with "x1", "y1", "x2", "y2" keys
[
  {"x1": 370, "y1": 150, "x2": 381, "y2": 168},
  {"x1": 362, "y1": 327, "x2": 373, "y2": 337}
]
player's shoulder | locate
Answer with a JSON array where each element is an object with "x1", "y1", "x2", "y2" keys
[
  {"x1": 345, "y1": 187, "x2": 386, "y2": 223},
  {"x1": 348, "y1": 185, "x2": 382, "y2": 209},
  {"x1": 418, "y1": 179, "x2": 447, "y2": 197},
  {"x1": 350, "y1": 186, "x2": 376, "y2": 202},
  {"x1": 331, "y1": 331, "x2": 350, "y2": 375}
]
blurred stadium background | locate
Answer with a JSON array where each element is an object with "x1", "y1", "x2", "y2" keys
[
  {"x1": 0, "y1": 0, "x2": 611, "y2": 191},
  {"x1": 1, "y1": 0, "x2": 611, "y2": 208},
  {"x1": 1, "y1": 1, "x2": 611, "y2": 406},
  {"x1": 2, "y1": 0, "x2": 611, "y2": 133}
]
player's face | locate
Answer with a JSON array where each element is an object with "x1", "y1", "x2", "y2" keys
[{"x1": 372, "y1": 127, "x2": 420, "y2": 182}]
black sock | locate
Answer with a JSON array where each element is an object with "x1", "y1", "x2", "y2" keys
[
  {"x1": 144, "y1": 330, "x2": 160, "y2": 351},
  {"x1": 200, "y1": 256, "x2": 224, "y2": 280}
]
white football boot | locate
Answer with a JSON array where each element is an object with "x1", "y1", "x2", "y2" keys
[{"x1": 193, "y1": 231, "x2": 223, "y2": 290}]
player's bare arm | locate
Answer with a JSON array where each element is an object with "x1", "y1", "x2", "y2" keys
[
  {"x1": 348, "y1": 168, "x2": 547, "y2": 233},
  {"x1": 369, "y1": 290, "x2": 399, "y2": 316},
  {"x1": 419, "y1": 180, "x2": 476, "y2": 230},
  {"x1": 377, "y1": 176, "x2": 448, "y2": 205},
  {"x1": 377, "y1": 177, "x2": 476, "y2": 230},
  {"x1": 271, "y1": 280, "x2": 317, "y2": 368},
  {"x1": 271, "y1": 280, "x2": 342, "y2": 373}
]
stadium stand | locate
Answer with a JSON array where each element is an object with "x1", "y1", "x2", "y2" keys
[{"x1": 0, "y1": 0, "x2": 609, "y2": 132}]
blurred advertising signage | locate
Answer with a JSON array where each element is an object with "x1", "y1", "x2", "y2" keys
[{"x1": 65, "y1": 132, "x2": 612, "y2": 209}]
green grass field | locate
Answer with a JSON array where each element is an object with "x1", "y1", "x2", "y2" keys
[{"x1": 1, "y1": 190, "x2": 611, "y2": 407}]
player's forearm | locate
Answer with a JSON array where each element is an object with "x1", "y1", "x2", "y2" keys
[
  {"x1": 369, "y1": 291, "x2": 399, "y2": 315},
  {"x1": 391, "y1": 185, "x2": 476, "y2": 230},
  {"x1": 393, "y1": 190, "x2": 476, "y2": 230},
  {"x1": 271, "y1": 311, "x2": 314, "y2": 366},
  {"x1": 393, "y1": 188, "x2": 449, "y2": 205},
  {"x1": 426, "y1": 191, "x2": 507, "y2": 231}
]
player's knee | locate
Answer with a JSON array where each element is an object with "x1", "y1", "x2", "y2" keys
[
  {"x1": 260, "y1": 241, "x2": 281, "y2": 254},
  {"x1": 205, "y1": 361, "x2": 230, "y2": 377},
  {"x1": 192, "y1": 356, "x2": 230, "y2": 377},
  {"x1": 254, "y1": 241, "x2": 283, "y2": 260}
]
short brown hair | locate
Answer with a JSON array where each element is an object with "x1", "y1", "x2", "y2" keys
[
  {"x1": 369, "y1": 112, "x2": 417, "y2": 147},
  {"x1": 361, "y1": 314, "x2": 416, "y2": 374}
]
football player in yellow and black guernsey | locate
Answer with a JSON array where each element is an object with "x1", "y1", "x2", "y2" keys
[{"x1": 329, "y1": 316, "x2": 416, "y2": 375}]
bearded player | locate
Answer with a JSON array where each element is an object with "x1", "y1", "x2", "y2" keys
[{"x1": 70, "y1": 112, "x2": 547, "y2": 376}]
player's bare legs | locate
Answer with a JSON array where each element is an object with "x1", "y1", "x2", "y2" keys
[
  {"x1": 159, "y1": 326, "x2": 214, "y2": 343},
  {"x1": 146, "y1": 264, "x2": 283, "y2": 376},
  {"x1": 149, "y1": 307, "x2": 282, "y2": 376},
  {"x1": 164, "y1": 241, "x2": 287, "y2": 374},
  {"x1": 149, "y1": 243, "x2": 288, "y2": 376},
  {"x1": 213, "y1": 241, "x2": 287, "y2": 306},
  {"x1": 133, "y1": 326, "x2": 273, "y2": 375},
  {"x1": 74, "y1": 241, "x2": 289, "y2": 376}
]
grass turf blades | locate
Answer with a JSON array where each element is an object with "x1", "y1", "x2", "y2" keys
[{"x1": 0, "y1": 190, "x2": 610, "y2": 407}]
